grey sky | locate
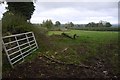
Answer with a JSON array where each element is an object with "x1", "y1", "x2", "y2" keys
[
  {"x1": 0, "y1": 1, "x2": 119, "y2": 24},
  {"x1": 31, "y1": 2, "x2": 118, "y2": 24}
]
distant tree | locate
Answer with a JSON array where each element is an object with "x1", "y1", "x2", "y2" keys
[
  {"x1": 64, "y1": 23, "x2": 69, "y2": 28},
  {"x1": 6, "y1": 2, "x2": 35, "y2": 21},
  {"x1": 85, "y1": 21, "x2": 112, "y2": 27},
  {"x1": 85, "y1": 23, "x2": 90, "y2": 27},
  {"x1": 99, "y1": 20, "x2": 112, "y2": 27},
  {"x1": 105, "y1": 22, "x2": 112, "y2": 27},
  {"x1": 97, "y1": 23, "x2": 104, "y2": 27},
  {"x1": 42, "y1": 19, "x2": 53, "y2": 29},
  {"x1": 99, "y1": 20, "x2": 107, "y2": 25},
  {"x1": 69, "y1": 22, "x2": 74, "y2": 27},
  {"x1": 77, "y1": 24, "x2": 80, "y2": 27},
  {"x1": 64, "y1": 22, "x2": 74, "y2": 28},
  {"x1": 55, "y1": 21, "x2": 61, "y2": 27},
  {"x1": 85, "y1": 22, "x2": 96, "y2": 27},
  {"x1": 91, "y1": 22, "x2": 96, "y2": 27}
]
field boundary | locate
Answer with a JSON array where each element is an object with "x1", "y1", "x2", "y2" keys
[{"x1": 2, "y1": 32, "x2": 38, "y2": 68}]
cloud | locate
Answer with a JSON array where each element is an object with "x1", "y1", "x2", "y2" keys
[
  {"x1": 35, "y1": 2, "x2": 117, "y2": 11},
  {"x1": 0, "y1": 1, "x2": 118, "y2": 24},
  {"x1": 0, "y1": 3, "x2": 7, "y2": 20},
  {"x1": 36, "y1": 0, "x2": 119, "y2": 2},
  {"x1": 31, "y1": 2, "x2": 118, "y2": 24}
]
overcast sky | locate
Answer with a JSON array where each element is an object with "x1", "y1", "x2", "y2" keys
[
  {"x1": 0, "y1": 1, "x2": 119, "y2": 24},
  {"x1": 30, "y1": 2, "x2": 118, "y2": 24}
]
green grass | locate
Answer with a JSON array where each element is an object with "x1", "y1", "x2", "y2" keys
[
  {"x1": 48, "y1": 30, "x2": 118, "y2": 44},
  {"x1": 47, "y1": 30, "x2": 119, "y2": 73},
  {"x1": 3, "y1": 29, "x2": 119, "y2": 76},
  {"x1": 70, "y1": 27, "x2": 120, "y2": 31}
]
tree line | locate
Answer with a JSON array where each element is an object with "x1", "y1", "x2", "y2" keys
[
  {"x1": 41, "y1": 20, "x2": 112, "y2": 29},
  {"x1": 40, "y1": 20, "x2": 74, "y2": 29},
  {"x1": 85, "y1": 21, "x2": 112, "y2": 27},
  {"x1": 1, "y1": 1, "x2": 112, "y2": 34}
]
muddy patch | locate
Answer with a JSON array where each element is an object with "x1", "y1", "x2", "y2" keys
[{"x1": 3, "y1": 54, "x2": 119, "y2": 79}]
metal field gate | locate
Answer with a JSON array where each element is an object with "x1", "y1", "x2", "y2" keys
[{"x1": 2, "y1": 32, "x2": 38, "y2": 68}]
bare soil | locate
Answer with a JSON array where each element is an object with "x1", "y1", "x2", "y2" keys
[{"x1": 2, "y1": 53, "x2": 119, "y2": 79}]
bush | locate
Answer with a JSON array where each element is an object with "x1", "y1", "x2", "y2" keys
[
  {"x1": 2, "y1": 11, "x2": 32, "y2": 36},
  {"x1": 31, "y1": 25, "x2": 53, "y2": 51}
]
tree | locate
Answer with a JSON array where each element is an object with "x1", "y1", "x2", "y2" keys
[
  {"x1": 85, "y1": 22, "x2": 96, "y2": 27},
  {"x1": 64, "y1": 23, "x2": 69, "y2": 28},
  {"x1": 64, "y1": 22, "x2": 74, "y2": 28},
  {"x1": 42, "y1": 19, "x2": 53, "y2": 29},
  {"x1": 55, "y1": 21, "x2": 61, "y2": 27},
  {"x1": 6, "y1": 2, "x2": 35, "y2": 21},
  {"x1": 105, "y1": 22, "x2": 112, "y2": 27},
  {"x1": 85, "y1": 23, "x2": 91, "y2": 27},
  {"x1": 97, "y1": 23, "x2": 104, "y2": 27},
  {"x1": 2, "y1": 11, "x2": 32, "y2": 34},
  {"x1": 85, "y1": 21, "x2": 112, "y2": 27},
  {"x1": 69, "y1": 22, "x2": 74, "y2": 27}
]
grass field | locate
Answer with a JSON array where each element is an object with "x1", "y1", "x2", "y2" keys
[
  {"x1": 69, "y1": 27, "x2": 119, "y2": 31},
  {"x1": 48, "y1": 30, "x2": 118, "y2": 43},
  {"x1": 47, "y1": 30, "x2": 119, "y2": 75},
  {"x1": 3, "y1": 29, "x2": 119, "y2": 78},
  {"x1": 48, "y1": 30, "x2": 118, "y2": 59}
]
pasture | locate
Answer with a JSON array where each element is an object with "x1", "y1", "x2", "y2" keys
[
  {"x1": 47, "y1": 30, "x2": 118, "y2": 66},
  {"x1": 3, "y1": 29, "x2": 119, "y2": 78}
]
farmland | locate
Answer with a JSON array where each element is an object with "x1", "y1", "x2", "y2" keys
[
  {"x1": 3, "y1": 29, "x2": 119, "y2": 78},
  {"x1": 47, "y1": 30, "x2": 118, "y2": 68},
  {"x1": 2, "y1": 1, "x2": 119, "y2": 79}
]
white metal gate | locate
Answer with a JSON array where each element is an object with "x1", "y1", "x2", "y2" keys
[{"x1": 2, "y1": 32, "x2": 38, "y2": 68}]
